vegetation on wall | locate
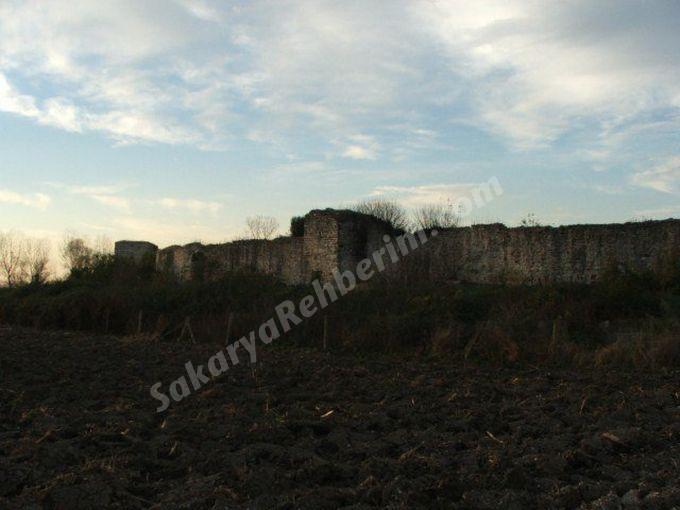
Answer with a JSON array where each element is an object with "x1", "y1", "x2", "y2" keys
[
  {"x1": 290, "y1": 216, "x2": 305, "y2": 237},
  {"x1": 412, "y1": 204, "x2": 460, "y2": 230},
  {"x1": 244, "y1": 215, "x2": 280, "y2": 240},
  {"x1": 352, "y1": 199, "x2": 411, "y2": 232}
]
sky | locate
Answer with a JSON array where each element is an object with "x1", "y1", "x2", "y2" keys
[{"x1": 1, "y1": 0, "x2": 680, "y2": 256}]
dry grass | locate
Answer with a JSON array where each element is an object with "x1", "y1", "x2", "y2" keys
[
  {"x1": 429, "y1": 318, "x2": 680, "y2": 370},
  {"x1": 593, "y1": 330, "x2": 680, "y2": 369}
]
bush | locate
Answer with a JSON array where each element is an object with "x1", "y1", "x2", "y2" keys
[
  {"x1": 0, "y1": 258, "x2": 678, "y2": 368},
  {"x1": 353, "y1": 200, "x2": 410, "y2": 232},
  {"x1": 412, "y1": 204, "x2": 458, "y2": 230},
  {"x1": 290, "y1": 216, "x2": 305, "y2": 237}
]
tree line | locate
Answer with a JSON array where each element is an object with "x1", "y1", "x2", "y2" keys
[
  {"x1": 248, "y1": 200, "x2": 462, "y2": 243},
  {"x1": 0, "y1": 232, "x2": 113, "y2": 287}
]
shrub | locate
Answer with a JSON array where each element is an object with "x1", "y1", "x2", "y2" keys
[
  {"x1": 353, "y1": 200, "x2": 410, "y2": 232},
  {"x1": 0, "y1": 256, "x2": 678, "y2": 369},
  {"x1": 412, "y1": 204, "x2": 459, "y2": 231},
  {"x1": 290, "y1": 216, "x2": 305, "y2": 237}
]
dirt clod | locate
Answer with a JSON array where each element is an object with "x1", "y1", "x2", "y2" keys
[{"x1": 0, "y1": 327, "x2": 679, "y2": 509}]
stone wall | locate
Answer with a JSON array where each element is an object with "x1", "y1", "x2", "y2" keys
[
  {"x1": 114, "y1": 241, "x2": 158, "y2": 264},
  {"x1": 198, "y1": 237, "x2": 305, "y2": 284},
  {"x1": 118, "y1": 211, "x2": 680, "y2": 287},
  {"x1": 423, "y1": 220, "x2": 680, "y2": 285},
  {"x1": 150, "y1": 209, "x2": 394, "y2": 285},
  {"x1": 303, "y1": 210, "x2": 341, "y2": 282},
  {"x1": 303, "y1": 209, "x2": 395, "y2": 281},
  {"x1": 155, "y1": 238, "x2": 305, "y2": 285}
]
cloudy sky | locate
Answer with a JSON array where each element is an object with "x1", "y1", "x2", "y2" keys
[{"x1": 1, "y1": 0, "x2": 679, "y2": 250}]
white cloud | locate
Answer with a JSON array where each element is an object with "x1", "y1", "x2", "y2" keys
[
  {"x1": 631, "y1": 156, "x2": 680, "y2": 194},
  {"x1": 0, "y1": 72, "x2": 190, "y2": 143},
  {"x1": 39, "y1": 97, "x2": 82, "y2": 132},
  {"x1": 339, "y1": 134, "x2": 380, "y2": 160},
  {"x1": 154, "y1": 198, "x2": 223, "y2": 214},
  {"x1": 46, "y1": 181, "x2": 223, "y2": 215},
  {"x1": 174, "y1": 0, "x2": 224, "y2": 23},
  {"x1": 0, "y1": 0, "x2": 679, "y2": 156},
  {"x1": 0, "y1": 72, "x2": 39, "y2": 118},
  {"x1": 343, "y1": 145, "x2": 375, "y2": 160},
  {"x1": 0, "y1": 1, "x2": 210, "y2": 145},
  {"x1": 271, "y1": 161, "x2": 328, "y2": 175},
  {"x1": 0, "y1": 188, "x2": 51, "y2": 209},
  {"x1": 370, "y1": 183, "x2": 483, "y2": 207},
  {"x1": 589, "y1": 184, "x2": 626, "y2": 195},
  {"x1": 418, "y1": 1, "x2": 680, "y2": 149},
  {"x1": 86, "y1": 110, "x2": 199, "y2": 146},
  {"x1": 89, "y1": 194, "x2": 131, "y2": 211},
  {"x1": 47, "y1": 181, "x2": 132, "y2": 210},
  {"x1": 48, "y1": 183, "x2": 130, "y2": 195}
]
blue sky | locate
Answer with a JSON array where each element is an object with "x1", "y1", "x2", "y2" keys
[{"x1": 1, "y1": 0, "x2": 679, "y2": 253}]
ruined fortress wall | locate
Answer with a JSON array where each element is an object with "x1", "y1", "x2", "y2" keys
[
  {"x1": 114, "y1": 241, "x2": 158, "y2": 264},
  {"x1": 303, "y1": 211, "x2": 340, "y2": 282},
  {"x1": 151, "y1": 210, "x2": 393, "y2": 285},
  {"x1": 303, "y1": 209, "x2": 395, "y2": 280},
  {"x1": 122, "y1": 211, "x2": 680, "y2": 287},
  {"x1": 156, "y1": 238, "x2": 305, "y2": 285},
  {"x1": 200, "y1": 237, "x2": 305, "y2": 284},
  {"x1": 338, "y1": 213, "x2": 394, "y2": 273},
  {"x1": 425, "y1": 220, "x2": 680, "y2": 284},
  {"x1": 156, "y1": 245, "x2": 195, "y2": 281}
]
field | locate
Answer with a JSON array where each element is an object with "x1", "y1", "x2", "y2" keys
[{"x1": 1, "y1": 326, "x2": 679, "y2": 509}]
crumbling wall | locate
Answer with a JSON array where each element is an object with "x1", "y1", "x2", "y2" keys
[
  {"x1": 114, "y1": 241, "x2": 158, "y2": 264},
  {"x1": 303, "y1": 210, "x2": 340, "y2": 282},
  {"x1": 199, "y1": 237, "x2": 305, "y2": 284},
  {"x1": 156, "y1": 245, "x2": 196, "y2": 281},
  {"x1": 425, "y1": 220, "x2": 680, "y2": 284},
  {"x1": 304, "y1": 209, "x2": 395, "y2": 280},
  {"x1": 123, "y1": 211, "x2": 680, "y2": 287},
  {"x1": 152, "y1": 209, "x2": 394, "y2": 284},
  {"x1": 155, "y1": 238, "x2": 305, "y2": 285}
]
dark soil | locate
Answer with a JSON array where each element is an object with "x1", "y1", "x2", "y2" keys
[{"x1": 1, "y1": 327, "x2": 679, "y2": 509}]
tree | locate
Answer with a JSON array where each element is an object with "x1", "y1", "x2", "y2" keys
[
  {"x1": 25, "y1": 238, "x2": 51, "y2": 284},
  {"x1": 60, "y1": 233, "x2": 115, "y2": 276},
  {"x1": 0, "y1": 231, "x2": 26, "y2": 287},
  {"x1": 93, "y1": 235, "x2": 114, "y2": 256},
  {"x1": 245, "y1": 216, "x2": 279, "y2": 240},
  {"x1": 61, "y1": 234, "x2": 93, "y2": 273},
  {"x1": 412, "y1": 204, "x2": 459, "y2": 231},
  {"x1": 520, "y1": 213, "x2": 541, "y2": 227},
  {"x1": 353, "y1": 199, "x2": 410, "y2": 231}
]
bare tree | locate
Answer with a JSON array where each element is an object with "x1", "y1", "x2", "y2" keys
[
  {"x1": 61, "y1": 234, "x2": 93, "y2": 272},
  {"x1": 0, "y1": 231, "x2": 26, "y2": 287},
  {"x1": 520, "y1": 213, "x2": 541, "y2": 227},
  {"x1": 245, "y1": 216, "x2": 279, "y2": 240},
  {"x1": 24, "y1": 238, "x2": 51, "y2": 284},
  {"x1": 353, "y1": 199, "x2": 410, "y2": 231},
  {"x1": 93, "y1": 235, "x2": 114, "y2": 255},
  {"x1": 412, "y1": 204, "x2": 459, "y2": 231}
]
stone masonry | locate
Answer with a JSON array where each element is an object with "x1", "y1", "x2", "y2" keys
[
  {"x1": 425, "y1": 220, "x2": 680, "y2": 285},
  {"x1": 113, "y1": 241, "x2": 158, "y2": 265},
  {"x1": 115, "y1": 210, "x2": 680, "y2": 286}
]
